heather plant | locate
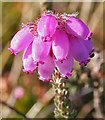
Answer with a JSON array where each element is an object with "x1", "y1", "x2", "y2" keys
[{"x1": 8, "y1": 10, "x2": 94, "y2": 118}]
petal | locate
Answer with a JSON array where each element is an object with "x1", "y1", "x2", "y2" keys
[
  {"x1": 69, "y1": 35, "x2": 90, "y2": 65},
  {"x1": 22, "y1": 43, "x2": 36, "y2": 73},
  {"x1": 65, "y1": 16, "x2": 90, "y2": 39},
  {"x1": 55, "y1": 51, "x2": 74, "y2": 77},
  {"x1": 52, "y1": 30, "x2": 69, "y2": 61},
  {"x1": 38, "y1": 54, "x2": 55, "y2": 81},
  {"x1": 8, "y1": 24, "x2": 36, "y2": 55},
  {"x1": 37, "y1": 15, "x2": 58, "y2": 41},
  {"x1": 82, "y1": 39, "x2": 93, "y2": 55},
  {"x1": 32, "y1": 36, "x2": 51, "y2": 64}
]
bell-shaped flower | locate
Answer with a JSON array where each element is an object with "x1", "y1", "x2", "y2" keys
[
  {"x1": 52, "y1": 29, "x2": 69, "y2": 61},
  {"x1": 8, "y1": 24, "x2": 36, "y2": 55},
  {"x1": 32, "y1": 36, "x2": 51, "y2": 64},
  {"x1": 22, "y1": 43, "x2": 36, "y2": 73},
  {"x1": 55, "y1": 51, "x2": 74, "y2": 77},
  {"x1": 37, "y1": 14, "x2": 58, "y2": 41},
  {"x1": 65, "y1": 16, "x2": 90, "y2": 39},
  {"x1": 38, "y1": 54, "x2": 55, "y2": 81},
  {"x1": 69, "y1": 35, "x2": 90, "y2": 65}
]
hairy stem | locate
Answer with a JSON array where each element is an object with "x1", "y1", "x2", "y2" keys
[{"x1": 51, "y1": 69, "x2": 76, "y2": 119}]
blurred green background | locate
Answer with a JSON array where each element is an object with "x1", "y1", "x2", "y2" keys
[{"x1": 1, "y1": 1, "x2": 104, "y2": 119}]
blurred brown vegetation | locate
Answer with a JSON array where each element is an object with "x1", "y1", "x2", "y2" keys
[{"x1": 0, "y1": 2, "x2": 104, "y2": 119}]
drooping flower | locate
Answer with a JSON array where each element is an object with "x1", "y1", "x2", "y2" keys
[
  {"x1": 52, "y1": 29, "x2": 69, "y2": 61},
  {"x1": 69, "y1": 35, "x2": 90, "y2": 65},
  {"x1": 9, "y1": 10, "x2": 94, "y2": 81},
  {"x1": 22, "y1": 42, "x2": 36, "y2": 73},
  {"x1": 8, "y1": 24, "x2": 37, "y2": 55},
  {"x1": 55, "y1": 50, "x2": 74, "y2": 77},
  {"x1": 32, "y1": 35, "x2": 51, "y2": 64},
  {"x1": 38, "y1": 54, "x2": 55, "y2": 81}
]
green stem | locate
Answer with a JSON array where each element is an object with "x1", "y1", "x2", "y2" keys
[{"x1": 51, "y1": 69, "x2": 77, "y2": 119}]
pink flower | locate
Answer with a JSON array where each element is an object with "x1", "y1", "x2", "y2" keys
[
  {"x1": 14, "y1": 86, "x2": 25, "y2": 99},
  {"x1": 38, "y1": 54, "x2": 55, "y2": 81},
  {"x1": 65, "y1": 16, "x2": 90, "y2": 39},
  {"x1": 8, "y1": 24, "x2": 37, "y2": 55},
  {"x1": 9, "y1": 11, "x2": 94, "y2": 81},
  {"x1": 55, "y1": 50, "x2": 74, "y2": 77},
  {"x1": 52, "y1": 29, "x2": 69, "y2": 61},
  {"x1": 32, "y1": 35, "x2": 51, "y2": 64},
  {"x1": 69, "y1": 35, "x2": 90, "y2": 65},
  {"x1": 22, "y1": 42, "x2": 36, "y2": 73}
]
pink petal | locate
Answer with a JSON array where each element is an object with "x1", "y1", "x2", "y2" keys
[
  {"x1": 52, "y1": 29, "x2": 69, "y2": 61},
  {"x1": 37, "y1": 15, "x2": 58, "y2": 41},
  {"x1": 55, "y1": 51, "x2": 74, "y2": 77},
  {"x1": 8, "y1": 24, "x2": 36, "y2": 55},
  {"x1": 38, "y1": 54, "x2": 55, "y2": 81},
  {"x1": 22, "y1": 43, "x2": 36, "y2": 73},
  {"x1": 82, "y1": 39, "x2": 93, "y2": 55},
  {"x1": 65, "y1": 16, "x2": 90, "y2": 39},
  {"x1": 69, "y1": 35, "x2": 90, "y2": 65},
  {"x1": 32, "y1": 36, "x2": 51, "y2": 64}
]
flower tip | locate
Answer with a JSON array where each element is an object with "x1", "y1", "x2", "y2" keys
[
  {"x1": 38, "y1": 61, "x2": 44, "y2": 64},
  {"x1": 23, "y1": 69, "x2": 34, "y2": 74},
  {"x1": 89, "y1": 32, "x2": 93, "y2": 37},
  {"x1": 42, "y1": 35, "x2": 52, "y2": 42},
  {"x1": 79, "y1": 59, "x2": 90, "y2": 66},
  {"x1": 55, "y1": 58, "x2": 67, "y2": 63},
  {"x1": 61, "y1": 73, "x2": 72, "y2": 78},
  {"x1": 71, "y1": 68, "x2": 74, "y2": 73},
  {"x1": 38, "y1": 76, "x2": 51, "y2": 81},
  {"x1": 90, "y1": 52, "x2": 95, "y2": 58},
  {"x1": 85, "y1": 32, "x2": 93, "y2": 41},
  {"x1": 89, "y1": 49, "x2": 95, "y2": 58},
  {"x1": 8, "y1": 47, "x2": 18, "y2": 55},
  {"x1": 33, "y1": 61, "x2": 44, "y2": 65},
  {"x1": 89, "y1": 49, "x2": 95, "y2": 55}
]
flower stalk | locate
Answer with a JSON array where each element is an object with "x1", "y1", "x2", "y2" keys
[{"x1": 50, "y1": 69, "x2": 77, "y2": 119}]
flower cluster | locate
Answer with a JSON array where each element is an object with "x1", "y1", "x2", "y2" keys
[{"x1": 8, "y1": 11, "x2": 94, "y2": 81}]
